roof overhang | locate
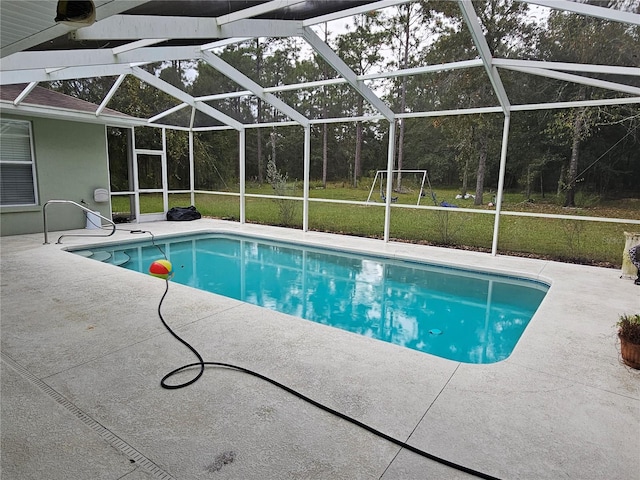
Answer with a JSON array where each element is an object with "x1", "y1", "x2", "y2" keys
[{"x1": 0, "y1": 100, "x2": 154, "y2": 128}]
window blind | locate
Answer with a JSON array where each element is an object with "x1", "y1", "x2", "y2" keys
[{"x1": 0, "y1": 119, "x2": 36, "y2": 206}]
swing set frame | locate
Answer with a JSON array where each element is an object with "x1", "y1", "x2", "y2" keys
[{"x1": 366, "y1": 170, "x2": 430, "y2": 206}]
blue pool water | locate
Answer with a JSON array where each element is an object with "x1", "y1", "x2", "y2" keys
[{"x1": 71, "y1": 233, "x2": 548, "y2": 364}]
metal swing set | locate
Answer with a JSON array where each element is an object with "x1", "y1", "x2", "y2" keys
[{"x1": 366, "y1": 169, "x2": 431, "y2": 205}]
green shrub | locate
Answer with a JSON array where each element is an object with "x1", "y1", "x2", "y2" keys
[{"x1": 266, "y1": 159, "x2": 299, "y2": 227}]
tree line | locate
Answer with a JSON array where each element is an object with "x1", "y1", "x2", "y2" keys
[{"x1": 51, "y1": 0, "x2": 640, "y2": 205}]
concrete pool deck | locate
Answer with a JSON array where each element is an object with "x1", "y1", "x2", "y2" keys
[{"x1": 1, "y1": 219, "x2": 638, "y2": 480}]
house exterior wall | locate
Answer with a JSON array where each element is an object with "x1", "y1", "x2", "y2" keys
[{"x1": 0, "y1": 114, "x2": 111, "y2": 236}]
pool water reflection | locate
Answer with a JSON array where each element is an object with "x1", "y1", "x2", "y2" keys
[{"x1": 72, "y1": 233, "x2": 549, "y2": 364}]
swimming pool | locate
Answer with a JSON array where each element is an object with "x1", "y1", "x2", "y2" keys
[{"x1": 70, "y1": 232, "x2": 549, "y2": 364}]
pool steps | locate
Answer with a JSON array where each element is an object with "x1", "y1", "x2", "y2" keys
[{"x1": 74, "y1": 249, "x2": 129, "y2": 266}]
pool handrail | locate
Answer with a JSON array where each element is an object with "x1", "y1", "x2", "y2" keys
[{"x1": 43, "y1": 199, "x2": 116, "y2": 244}]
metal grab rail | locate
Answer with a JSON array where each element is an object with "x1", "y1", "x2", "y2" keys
[{"x1": 43, "y1": 200, "x2": 116, "y2": 244}]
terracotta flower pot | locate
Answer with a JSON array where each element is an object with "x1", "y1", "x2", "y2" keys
[{"x1": 619, "y1": 335, "x2": 640, "y2": 369}]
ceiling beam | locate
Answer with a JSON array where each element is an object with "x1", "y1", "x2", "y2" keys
[
  {"x1": 302, "y1": 26, "x2": 395, "y2": 121},
  {"x1": 216, "y1": 0, "x2": 306, "y2": 26},
  {"x1": 148, "y1": 103, "x2": 190, "y2": 124},
  {"x1": 303, "y1": 0, "x2": 412, "y2": 27},
  {"x1": 201, "y1": 50, "x2": 309, "y2": 127},
  {"x1": 0, "y1": 101, "x2": 158, "y2": 129},
  {"x1": 458, "y1": 0, "x2": 511, "y2": 114},
  {"x1": 0, "y1": 63, "x2": 134, "y2": 84},
  {"x1": 72, "y1": 15, "x2": 218, "y2": 40},
  {"x1": 511, "y1": 96, "x2": 640, "y2": 112},
  {"x1": 7, "y1": 52, "x2": 636, "y2": 91},
  {"x1": 493, "y1": 59, "x2": 640, "y2": 77},
  {"x1": 502, "y1": 66, "x2": 640, "y2": 96},
  {"x1": 197, "y1": 59, "x2": 485, "y2": 99},
  {"x1": 517, "y1": 0, "x2": 640, "y2": 26},
  {"x1": 219, "y1": 19, "x2": 304, "y2": 38},
  {"x1": 200, "y1": 38, "x2": 252, "y2": 51},
  {"x1": 1, "y1": 45, "x2": 202, "y2": 72},
  {"x1": 72, "y1": 16, "x2": 302, "y2": 40},
  {"x1": 361, "y1": 59, "x2": 484, "y2": 81},
  {"x1": 131, "y1": 67, "x2": 243, "y2": 130},
  {"x1": 112, "y1": 39, "x2": 168, "y2": 55}
]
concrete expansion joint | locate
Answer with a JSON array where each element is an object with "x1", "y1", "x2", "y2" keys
[
  {"x1": 413, "y1": 364, "x2": 460, "y2": 433},
  {"x1": 1, "y1": 352, "x2": 175, "y2": 480}
]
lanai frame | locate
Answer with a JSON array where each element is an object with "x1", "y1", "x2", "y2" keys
[{"x1": 1, "y1": 0, "x2": 639, "y2": 254}]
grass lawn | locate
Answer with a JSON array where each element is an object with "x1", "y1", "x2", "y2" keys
[{"x1": 111, "y1": 182, "x2": 640, "y2": 267}]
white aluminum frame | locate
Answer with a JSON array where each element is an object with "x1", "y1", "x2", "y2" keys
[{"x1": 1, "y1": 0, "x2": 639, "y2": 251}]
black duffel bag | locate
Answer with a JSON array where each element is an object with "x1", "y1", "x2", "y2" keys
[{"x1": 166, "y1": 205, "x2": 202, "y2": 221}]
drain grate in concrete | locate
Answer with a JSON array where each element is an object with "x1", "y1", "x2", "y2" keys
[{"x1": 1, "y1": 352, "x2": 175, "y2": 480}]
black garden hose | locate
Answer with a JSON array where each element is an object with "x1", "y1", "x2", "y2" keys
[{"x1": 155, "y1": 278, "x2": 502, "y2": 480}]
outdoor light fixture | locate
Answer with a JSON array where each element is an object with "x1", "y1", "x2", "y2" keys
[{"x1": 55, "y1": 0, "x2": 96, "y2": 27}]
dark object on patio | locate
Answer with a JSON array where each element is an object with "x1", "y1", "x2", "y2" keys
[
  {"x1": 167, "y1": 206, "x2": 201, "y2": 221},
  {"x1": 113, "y1": 215, "x2": 133, "y2": 224}
]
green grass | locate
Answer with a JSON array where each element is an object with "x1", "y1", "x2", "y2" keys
[{"x1": 111, "y1": 183, "x2": 640, "y2": 267}]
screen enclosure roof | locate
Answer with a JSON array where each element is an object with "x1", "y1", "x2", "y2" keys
[{"x1": 1, "y1": 0, "x2": 639, "y2": 130}]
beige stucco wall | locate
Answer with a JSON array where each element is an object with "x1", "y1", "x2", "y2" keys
[{"x1": 1, "y1": 114, "x2": 111, "y2": 236}]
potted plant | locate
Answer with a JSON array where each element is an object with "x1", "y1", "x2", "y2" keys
[{"x1": 617, "y1": 314, "x2": 640, "y2": 369}]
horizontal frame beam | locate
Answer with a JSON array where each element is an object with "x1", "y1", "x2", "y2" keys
[
  {"x1": 493, "y1": 59, "x2": 640, "y2": 77},
  {"x1": 216, "y1": 0, "x2": 306, "y2": 25},
  {"x1": 518, "y1": 0, "x2": 640, "y2": 26},
  {"x1": 72, "y1": 16, "x2": 302, "y2": 40},
  {"x1": 504, "y1": 65, "x2": 640, "y2": 96}
]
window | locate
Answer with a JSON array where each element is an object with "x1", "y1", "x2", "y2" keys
[{"x1": 0, "y1": 119, "x2": 37, "y2": 206}]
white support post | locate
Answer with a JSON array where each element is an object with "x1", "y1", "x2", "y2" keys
[
  {"x1": 239, "y1": 129, "x2": 246, "y2": 224},
  {"x1": 162, "y1": 128, "x2": 169, "y2": 213},
  {"x1": 189, "y1": 129, "x2": 195, "y2": 206},
  {"x1": 132, "y1": 130, "x2": 140, "y2": 224},
  {"x1": 303, "y1": 125, "x2": 311, "y2": 232},
  {"x1": 384, "y1": 120, "x2": 396, "y2": 243},
  {"x1": 491, "y1": 114, "x2": 511, "y2": 256}
]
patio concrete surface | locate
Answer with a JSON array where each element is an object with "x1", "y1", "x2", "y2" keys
[{"x1": 1, "y1": 219, "x2": 638, "y2": 480}]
